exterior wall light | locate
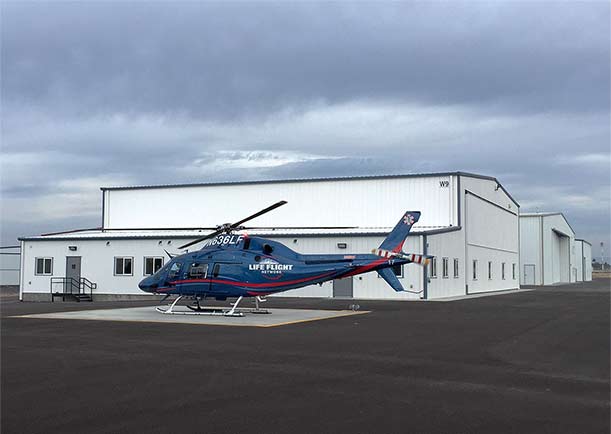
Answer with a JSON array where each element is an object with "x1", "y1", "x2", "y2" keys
[
  {"x1": 337, "y1": 243, "x2": 347, "y2": 249},
  {"x1": 68, "y1": 246, "x2": 77, "y2": 251}
]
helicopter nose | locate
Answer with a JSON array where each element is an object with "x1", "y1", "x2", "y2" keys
[{"x1": 138, "y1": 277, "x2": 156, "y2": 293}]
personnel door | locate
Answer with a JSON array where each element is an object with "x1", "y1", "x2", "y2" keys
[
  {"x1": 65, "y1": 256, "x2": 81, "y2": 293},
  {"x1": 523, "y1": 264, "x2": 535, "y2": 285},
  {"x1": 333, "y1": 277, "x2": 353, "y2": 298}
]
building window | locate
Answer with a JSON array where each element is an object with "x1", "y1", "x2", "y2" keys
[
  {"x1": 442, "y1": 257, "x2": 449, "y2": 278},
  {"x1": 144, "y1": 257, "x2": 164, "y2": 276},
  {"x1": 502, "y1": 262, "x2": 506, "y2": 280},
  {"x1": 453, "y1": 258, "x2": 459, "y2": 278},
  {"x1": 472, "y1": 260, "x2": 478, "y2": 280},
  {"x1": 114, "y1": 257, "x2": 133, "y2": 276},
  {"x1": 188, "y1": 263, "x2": 208, "y2": 279},
  {"x1": 392, "y1": 263, "x2": 403, "y2": 278},
  {"x1": 488, "y1": 261, "x2": 493, "y2": 280},
  {"x1": 430, "y1": 258, "x2": 437, "y2": 278},
  {"x1": 512, "y1": 263, "x2": 516, "y2": 280},
  {"x1": 35, "y1": 257, "x2": 53, "y2": 275}
]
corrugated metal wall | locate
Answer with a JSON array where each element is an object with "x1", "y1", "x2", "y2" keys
[
  {"x1": 0, "y1": 247, "x2": 20, "y2": 286},
  {"x1": 103, "y1": 176, "x2": 458, "y2": 230},
  {"x1": 519, "y1": 214, "x2": 576, "y2": 286},
  {"x1": 519, "y1": 216, "x2": 542, "y2": 285},
  {"x1": 462, "y1": 177, "x2": 520, "y2": 294}
]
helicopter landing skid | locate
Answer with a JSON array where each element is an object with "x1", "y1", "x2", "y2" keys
[
  {"x1": 155, "y1": 304, "x2": 245, "y2": 317},
  {"x1": 154, "y1": 295, "x2": 266, "y2": 317}
]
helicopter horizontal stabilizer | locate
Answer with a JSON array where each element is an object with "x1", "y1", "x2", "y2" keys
[{"x1": 376, "y1": 267, "x2": 405, "y2": 292}]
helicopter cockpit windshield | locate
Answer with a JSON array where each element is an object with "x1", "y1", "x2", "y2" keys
[{"x1": 167, "y1": 262, "x2": 182, "y2": 279}]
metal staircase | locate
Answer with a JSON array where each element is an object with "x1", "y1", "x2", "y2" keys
[{"x1": 50, "y1": 277, "x2": 97, "y2": 302}]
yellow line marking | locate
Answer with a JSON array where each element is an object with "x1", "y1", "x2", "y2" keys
[{"x1": 261, "y1": 310, "x2": 369, "y2": 328}]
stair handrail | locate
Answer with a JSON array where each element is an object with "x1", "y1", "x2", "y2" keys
[
  {"x1": 79, "y1": 277, "x2": 97, "y2": 298},
  {"x1": 50, "y1": 277, "x2": 80, "y2": 296},
  {"x1": 50, "y1": 276, "x2": 97, "y2": 299}
]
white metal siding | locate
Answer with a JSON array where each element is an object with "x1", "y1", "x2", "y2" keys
[
  {"x1": 426, "y1": 228, "x2": 466, "y2": 298},
  {"x1": 519, "y1": 214, "x2": 576, "y2": 286},
  {"x1": 0, "y1": 247, "x2": 20, "y2": 285},
  {"x1": 462, "y1": 177, "x2": 520, "y2": 294},
  {"x1": 103, "y1": 176, "x2": 458, "y2": 230},
  {"x1": 575, "y1": 240, "x2": 584, "y2": 281},
  {"x1": 583, "y1": 243, "x2": 592, "y2": 281},
  {"x1": 542, "y1": 215, "x2": 574, "y2": 285},
  {"x1": 519, "y1": 216, "x2": 542, "y2": 285},
  {"x1": 583, "y1": 243, "x2": 592, "y2": 282}
]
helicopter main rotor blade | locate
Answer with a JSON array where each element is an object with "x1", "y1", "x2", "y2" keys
[
  {"x1": 177, "y1": 228, "x2": 224, "y2": 250},
  {"x1": 177, "y1": 201, "x2": 287, "y2": 250},
  {"x1": 229, "y1": 200, "x2": 287, "y2": 229}
]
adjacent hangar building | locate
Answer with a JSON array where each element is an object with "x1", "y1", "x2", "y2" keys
[
  {"x1": 19, "y1": 172, "x2": 521, "y2": 301},
  {"x1": 519, "y1": 213, "x2": 592, "y2": 285},
  {"x1": 575, "y1": 239, "x2": 593, "y2": 282}
]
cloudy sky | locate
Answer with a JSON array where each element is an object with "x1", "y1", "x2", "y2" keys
[{"x1": 1, "y1": 1, "x2": 610, "y2": 259}]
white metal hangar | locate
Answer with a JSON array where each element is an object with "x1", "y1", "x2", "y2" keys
[
  {"x1": 575, "y1": 239, "x2": 593, "y2": 282},
  {"x1": 18, "y1": 172, "x2": 521, "y2": 301},
  {"x1": 519, "y1": 212, "x2": 587, "y2": 285}
]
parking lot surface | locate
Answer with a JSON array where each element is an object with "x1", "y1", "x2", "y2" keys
[{"x1": 2, "y1": 279, "x2": 609, "y2": 434}]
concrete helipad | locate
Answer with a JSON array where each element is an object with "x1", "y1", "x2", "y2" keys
[{"x1": 14, "y1": 305, "x2": 369, "y2": 327}]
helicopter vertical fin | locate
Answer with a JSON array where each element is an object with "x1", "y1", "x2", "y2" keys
[{"x1": 379, "y1": 211, "x2": 421, "y2": 253}]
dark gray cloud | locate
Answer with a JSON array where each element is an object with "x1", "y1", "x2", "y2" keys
[
  {"x1": 2, "y1": 2, "x2": 609, "y2": 118},
  {"x1": 1, "y1": 1, "x2": 609, "y2": 259}
]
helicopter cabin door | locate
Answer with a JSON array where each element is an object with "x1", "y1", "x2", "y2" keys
[
  {"x1": 208, "y1": 263, "x2": 242, "y2": 297},
  {"x1": 184, "y1": 262, "x2": 210, "y2": 295}
]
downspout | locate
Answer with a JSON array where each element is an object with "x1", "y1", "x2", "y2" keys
[
  {"x1": 540, "y1": 215, "x2": 544, "y2": 285},
  {"x1": 568, "y1": 237, "x2": 572, "y2": 283},
  {"x1": 423, "y1": 234, "x2": 428, "y2": 300},
  {"x1": 19, "y1": 240, "x2": 25, "y2": 302}
]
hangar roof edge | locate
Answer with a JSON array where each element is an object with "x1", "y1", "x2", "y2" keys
[
  {"x1": 18, "y1": 226, "x2": 460, "y2": 241},
  {"x1": 520, "y1": 212, "x2": 576, "y2": 236},
  {"x1": 99, "y1": 171, "x2": 520, "y2": 207}
]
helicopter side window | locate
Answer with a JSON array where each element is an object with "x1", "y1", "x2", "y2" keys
[
  {"x1": 168, "y1": 262, "x2": 183, "y2": 279},
  {"x1": 188, "y1": 263, "x2": 208, "y2": 279}
]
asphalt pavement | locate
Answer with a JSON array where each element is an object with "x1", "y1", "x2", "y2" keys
[{"x1": 2, "y1": 279, "x2": 609, "y2": 434}]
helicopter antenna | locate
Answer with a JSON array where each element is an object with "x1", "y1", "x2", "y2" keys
[{"x1": 177, "y1": 200, "x2": 287, "y2": 250}]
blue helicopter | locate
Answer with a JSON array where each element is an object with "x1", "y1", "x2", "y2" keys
[{"x1": 138, "y1": 201, "x2": 433, "y2": 316}]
